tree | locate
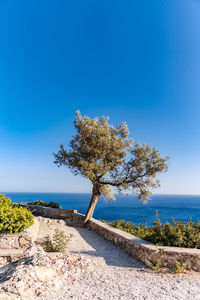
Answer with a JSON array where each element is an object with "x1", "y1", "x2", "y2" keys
[{"x1": 53, "y1": 111, "x2": 168, "y2": 223}]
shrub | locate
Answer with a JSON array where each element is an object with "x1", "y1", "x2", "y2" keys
[
  {"x1": 145, "y1": 259, "x2": 162, "y2": 271},
  {"x1": 0, "y1": 194, "x2": 11, "y2": 206},
  {"x1": 48, "y1": 201, "x2": 60, "y2": 208},
  {"x1": 42, "y1": 229, "x2": 72, "y2": 252},
  {"x1": 27, "y1": 200, "x2": 61, "y2": 209},
  {"x1": 28, "y1": 200, "x2": 47, "y2": 206},
  {"x1": 0, "y1": 194, "x2": 34, "y2": 233},
  {"x1": 173, "y1": 261, "x2": 186, "y2": 273},
  {"x1": 104, "y1": 213, "x2": 200, "y2": 248}
]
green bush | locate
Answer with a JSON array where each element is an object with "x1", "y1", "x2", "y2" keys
[
  {"x1": 173, "y1": 261, "x2": 186, "y2": 273},
  {"x1": 28, "y1": 200, "x2": 47, "y2": 206},
  {"x1": 27, "y1": 200, "x2": 61, "y2": 208},
  {"x1": 42, "y1": 229, "x2": 72, "y2": 252},
  {"x1": 0, "y1": 194, "x2": 34, "y2": 233},
  {"x1": 145, "y1": 259, "x2": 162, "y2": 271},
  {"x1": 0, "y1": 194, "x2": 11, "y2": 206},
  {"x1": 48, "y1": 201, "x2": 60, "y2": 208},
  {"x1": 104, "y1": 214, "x2": 200, "y2": 248}
]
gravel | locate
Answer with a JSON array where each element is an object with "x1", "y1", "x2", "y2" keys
[{"x1": 0, "y1": 217, "x2": 200, "y2": 300}]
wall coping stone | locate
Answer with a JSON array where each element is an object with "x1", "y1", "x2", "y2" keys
[
  {"x1": 89, "y1": 218, "x2": 200, "y2": 255},
  {"x1": 158, "y1": 246, "x2": 200, "y2": 255},
  {"x1": 89, "y1": 219, "x2": 157, "y2": 250}
]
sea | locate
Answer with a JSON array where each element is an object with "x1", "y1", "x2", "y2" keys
[{"x1": 3, "y1": 193, "x2": 200, "y2": 225}]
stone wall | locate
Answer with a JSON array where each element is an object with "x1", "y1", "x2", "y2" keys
[
  {"x1": 158, "y1": 246, "x2": 200, "y2": 271},
  {"x1": 89, "y1": 219, "x2": 158, "y2": 263},
  {"x1": 0, "y1": 217, "x2": 39, "y2": 250},
  {"x1": 89, "y1": 219, "x2": 200, "y2": 271},
  {"x1": 20, "y1": 204, "x2": 86, "y2": 227},
  {"x1": 18, "y1": 205, "x2": 200, "y2": 271}
]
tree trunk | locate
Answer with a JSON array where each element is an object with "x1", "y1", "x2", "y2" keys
[{"x1": 84, "y1": 185, "x2": 101, "y2": 223}]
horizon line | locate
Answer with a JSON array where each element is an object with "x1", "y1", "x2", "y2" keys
[{"x1": 1, "y1": 191, "x2": 200, "y2": 196}]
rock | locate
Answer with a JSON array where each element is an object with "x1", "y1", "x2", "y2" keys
[
  {"x1": 0, "y1": 249, "x2": 97, "y2": 299},
  {"x1": 0, "y1": 235, "x2": 19, "y2": 249},
  {"x1": 0, "y1": 295, "x2": 21, "y2": 300},
  {"x1": 23, "y1": 245, "x2": 44, "y2": 257},
  {"x1": 0, "y1": 218, "x2": 39, "y2": 251},
  {"x1": 19, "y1": 237, "x2": 31, "y2": 248},
  {"x1": 0, "y1": 257, "x2": 8, "y2": 266},
  {"x1": 53, "y1": 259, "x2": 64, "y2": 270},
  {"x1": 35, "y1": 266, "x2": 57, "y2": 281}
]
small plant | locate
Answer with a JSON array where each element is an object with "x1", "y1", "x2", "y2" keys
[
  {"x1": 172, "y1": 261, "x2": 186, "y2": 274},
  {"x1": 145, "y1": 259, "x2": 162, "y2": 271},
  {"x1": 42, "y1": 229, "x2": 72, "y2": 252},
  {"x1": 145, "y1": 250, "x2": 164, "y2": 271}
]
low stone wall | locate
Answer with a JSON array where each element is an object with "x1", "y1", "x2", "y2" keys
[
  {"x1": 18, "y1": 205, "x2": 200, "y2": 271},
  {"x1": 158, "y1": 246, "x2": 200, "y2": 271},
  {"x1": 20, "y1": 204, "x2": 86, "y2": 227},
  {"x1": 20, "y1": 204, "x2": 77, "y2": 219},
  {"x1": 89, "y1": 219, "x2": 200, "y2": 271},
  {"x1": 0, "y1": 217, "x2": 39, "y2": 250},
  {"x1": 89, "y1": 219, "x2": 158, "y2": 263}
]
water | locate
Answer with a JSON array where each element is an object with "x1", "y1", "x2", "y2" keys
[{"x1": 3, "y1": 192, "x2": 200, "y2": 225}]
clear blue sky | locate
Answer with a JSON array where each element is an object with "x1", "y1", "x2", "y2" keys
[{"x1": 0, "y1": 0, "x2": 200, "y2": 194}]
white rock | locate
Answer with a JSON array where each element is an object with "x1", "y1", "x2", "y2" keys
[{"x1": 35, "y1": 266, "x2": 57, "y2": 281}]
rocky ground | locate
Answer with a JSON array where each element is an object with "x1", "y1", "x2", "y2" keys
[{"x1": 0, "y1": 217, "x2": 200, "y2": 300}]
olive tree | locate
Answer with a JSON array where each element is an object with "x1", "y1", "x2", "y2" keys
[{"x1": 54, "y1": 111, "x2": 168, "y2": 223}]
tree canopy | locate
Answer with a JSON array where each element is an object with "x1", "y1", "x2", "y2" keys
[{"x1": 54, "y1": 111, "x2": 168, "y2": 222}]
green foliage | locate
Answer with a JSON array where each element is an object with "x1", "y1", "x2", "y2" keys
[
  {"x1": 103, "y1": 219, "x2": 150, "y2": 240},
  {"x1": 42, "y1": 235, "x2": 54, "y2": 252},
  {"x1": 28, "y1": 200, "x2": 47, "y2": 206},
  {"x1": 42, "y1": 229, "x2": 72, "y2": 252},
  {"x1": 145, "y1": 259, "x2": 162, "y2": 271},
  {"x1": 173, "y1": 261, "x2": 186, "y2": 273},
  {"x1": 105, "y1": 215, "x2": 200, "y2": 248},
  {"x1": 48, "y1": 201, "x2": 60, "y2": 208},
  {"x1": 0, "y1": 194, "x2": 11, "y2": 206},
  {"x1": 27, "y1": 200, "x2": 61, "y2": 209},
  {"x1": 54, "y1": 111, "x2": 168, "y2": 204},
  {"x1": 0, "y1": 194, "x2": 34, "y2": 233}
]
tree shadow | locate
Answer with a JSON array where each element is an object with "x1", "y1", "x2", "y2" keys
[
  {"x1": 0, "y1": 257, "x2": 33, "y2": 284},
  {"x1": 69, "y1": 226, "x2": 146, "y2": 269},
  {"x1": 0, "y1": 261, "x2": 19, "y2": 283}
]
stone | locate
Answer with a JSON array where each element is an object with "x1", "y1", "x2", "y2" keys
[
  {"x1": 0, "y1": 218, "x2": 39, "y2": 251},
  {"x1": 0, "y1": 249, "x2": 97, "y2": 299},
  {"x1": 35, "y1": 266, "x2": 57, "y2": 281},
  {"x1": 23, "y1": 245, "x2": 44, "y2": 257},
  {"x1": 19, "y1": 237, "x2": 31, "y2": 248},
  {"x1": 0, "y1": 235, "x2": 19, "y2": 249},
  {"x1": 0, "y1": 257, "x2": 8, "y2": 266}
]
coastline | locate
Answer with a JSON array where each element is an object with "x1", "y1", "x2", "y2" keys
[{"x1": 3, "y1": 193, "x2": 200, "y2": 225}]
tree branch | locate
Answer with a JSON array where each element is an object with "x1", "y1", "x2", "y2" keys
[{"x1": 100, "y1": 172, "x2": 148, "y2": 186}]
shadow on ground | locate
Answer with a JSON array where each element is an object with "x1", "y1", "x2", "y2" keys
[
  {"x1": 69, "y1": 226, "x2": 146, "y2": 269},
  {"x1": 0, "y1": 257, "x2": 30, "y2": 284}
]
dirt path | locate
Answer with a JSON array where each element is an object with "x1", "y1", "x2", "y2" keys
[{"x1": 35, "y1": 217, "x2": 200, "y2": 300}]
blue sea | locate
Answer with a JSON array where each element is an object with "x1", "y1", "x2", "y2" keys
[{"x1": 3, "y1": 193, "x2": 200, "y2": 225}]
